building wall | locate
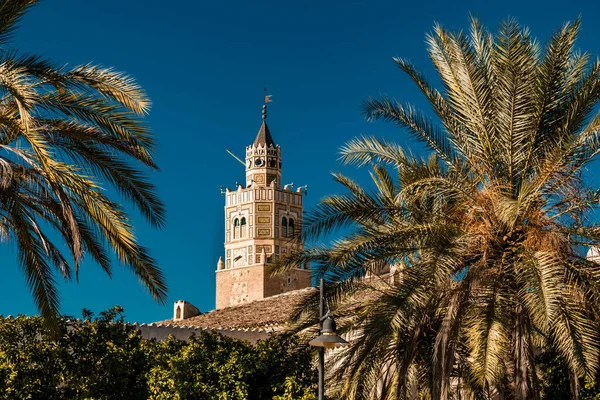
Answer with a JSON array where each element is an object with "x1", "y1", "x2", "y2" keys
[
  {"x1": 215, "y1": 265, "x2": 265, "y2": 309},
  {"x1": 137, "y1": 324, "x2": 274, "y2": 344},
  {"x1": 216, "y1": 264, "x2": 312, "y2": 309},
  {"x1": 263, "y1": 267, "x2": 312, "y2": 298}
]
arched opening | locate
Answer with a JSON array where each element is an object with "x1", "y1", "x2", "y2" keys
[
  {"x1": 176, "y1": 306, "x2": 181, "y2": 320},
  {"x1": 281, "y1": 217, "x2": 288, "y2": 238},
  {"x1": 288, "y1": 218, "x2": 295, "y2": 238},
  {"x1": 233, "y1": 218, "x2": 240, "y2": 239},
  {"x1": 240, "y1": 217, "x2": 247, "y2": 238}
]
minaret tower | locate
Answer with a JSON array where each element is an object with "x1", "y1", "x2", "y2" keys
[{"x1": 215, "y1": 95, "x2": 311, "y2": 309}]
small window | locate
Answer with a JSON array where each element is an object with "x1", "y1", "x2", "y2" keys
[
  {"x1": 288, "y1": 219, "x2": 295, "y2": 238},
  {"x1": 233, "y1": 218, "x2": 240, "y2": 239},
  {"x1": 175, "y1": 306, "x2": 181, "y2": 319},
  {"x1": 281, "y1": 217, "x2": 288, "y2": 238},
  {"x1": 287, "y1": 275, "x2": 292, "y2": 285},
  {"x1": 241, "y1": 217, "x2": 247, "y2": 238}
]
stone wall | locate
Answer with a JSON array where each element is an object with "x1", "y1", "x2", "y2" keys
[
  {"x1": 215, "y1": 264, "x2": 265, "y2": 309},
  {"x1": 264, "y1": 267, "x2": 312, "y2": 298}
]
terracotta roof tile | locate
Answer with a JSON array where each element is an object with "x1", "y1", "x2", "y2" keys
[{"x1": 156, "y1": 287, "x2": 317, "y2": 330}]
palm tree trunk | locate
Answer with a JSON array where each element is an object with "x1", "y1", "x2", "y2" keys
[
  {"x1": 569, "y1": 367, "x2": 579, "y2": 400},
  {"x1": 513, "y1": 305, "x2": 538, "y2": 400},
  {"x1": 433, "y1": 292, "x2": 462, "y2": 399}
]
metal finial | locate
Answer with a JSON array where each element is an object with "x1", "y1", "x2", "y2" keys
[{"x1": 263, "y1": 87, "x2": 272, "y2": 120}]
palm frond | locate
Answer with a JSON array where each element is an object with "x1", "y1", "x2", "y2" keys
[{"x1": 0, "y1": 0, "x2": 37, "y2": 44}]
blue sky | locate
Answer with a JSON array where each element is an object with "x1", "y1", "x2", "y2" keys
[{"x1": 2, "y1": 0, "x2": 600, "y2": 323}]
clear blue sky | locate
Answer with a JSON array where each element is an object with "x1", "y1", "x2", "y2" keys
[{"x1": 2, "y1": 0, "x2": 600, "y2": 323}]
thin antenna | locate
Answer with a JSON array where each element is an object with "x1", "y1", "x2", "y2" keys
[{"x1": 226, "y1": 149, "x2": 245, "y2": 166}]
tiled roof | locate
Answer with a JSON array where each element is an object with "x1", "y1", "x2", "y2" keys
[
  {"x1": 253, "y1": 121, "x2": 275, "y2": 147},
  {"x1": 156, "y1": 287, "x2": 317, "y2": 330}
]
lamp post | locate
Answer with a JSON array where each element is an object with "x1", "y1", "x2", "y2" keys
[{"x1": 309, "y1": 278, "x2": 349, "y2": 400}]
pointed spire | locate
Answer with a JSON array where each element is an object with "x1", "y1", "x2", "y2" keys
[{"x1": 254, "y1": 120, "x2": 275, "y2": 147}]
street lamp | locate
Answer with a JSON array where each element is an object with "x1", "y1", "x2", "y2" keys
[
  {"x1": 309, "y1": 313, "x2": 349, "y2": 348},
  {"x1": 309, "y1": 278, "x2": 349, "y2": 400}
]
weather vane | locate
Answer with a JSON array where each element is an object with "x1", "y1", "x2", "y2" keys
[
  {"x1": 262, "y1": 87, "x2": 272, "y2": 120},
  {"x1": 263, "y1": 87, "x2": 272, "y2": 105}
]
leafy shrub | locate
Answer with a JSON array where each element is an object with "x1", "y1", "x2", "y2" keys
[{"x1": 0, "y1": 307, "x2": 317, "y2": 400}]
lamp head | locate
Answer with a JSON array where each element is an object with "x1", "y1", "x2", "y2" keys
[
  {"x1": 321, "y1": 314, "x2": 337, "y2": 334},
  {"x1": 309, "y1": 314, "x2": 349, "y2": 349}
]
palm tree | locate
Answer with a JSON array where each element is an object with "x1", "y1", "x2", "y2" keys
[
  {"x1": 0, "y1": 0, "x2": 166, "y2": 328},
  {"x1": 285, "y1": 17, "x2": 600, "y2": 399}
]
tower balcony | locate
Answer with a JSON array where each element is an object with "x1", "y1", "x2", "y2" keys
[{"x1": 225, "y1": 185, "x2": 303, "y2": 207}]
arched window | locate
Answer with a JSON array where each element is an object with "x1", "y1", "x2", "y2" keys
[
  {"x1": 281, "y1": 217, "x2": 288, "y2": 238},
  {"x1": 176, "y1": 306, "x2": 181, "y2": 320},
  {"x1": 288, "y1": 218, "x2": 295, "y2": 238},
  {"x1": 233, "y1": 218, "x2": 240, "y2": 239},
  {"x1": 240, "y1": 217, "x2": 247, "y2": 238}
]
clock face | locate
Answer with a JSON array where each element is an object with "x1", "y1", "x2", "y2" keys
[
  {"x1": 254, "y1": 158, "x2": 264, "y2": 167},
  {"x1": 233, "y1": 248, "x2": 247, "y2": 267}
]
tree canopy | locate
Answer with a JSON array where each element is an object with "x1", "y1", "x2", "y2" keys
[
  {"x1": 0, "y1": 0, "x2": 166, "y2": 329},
  {"x1": 282, "y1": 17, "x2": 600, "y2": 399},
  {"x1": 0, "y1": 307, "x2": 318, "y2": 400}
]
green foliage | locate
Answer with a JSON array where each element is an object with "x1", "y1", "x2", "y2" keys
[
  {"x1": 538, "y1": 346, "x2": 600, "y2": 400},
  {"x1": 271, "y1": 377, "x2": 318, "y2": 400},
  {"x1": 146, "y1": 330, "x2": 317, "y2": 399},
  {"x1": 581, "y1": 379, "x2": 600, "y2": 400},
  {"x1": 0, "y1": 307, "x2": 150, "y2": 400},
  {"x1": 0, "y1": 307, "x2": 317, "y2": 399},
  {"x1": 537, "y1": 346, "x2": 573, "y2": 400}
]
